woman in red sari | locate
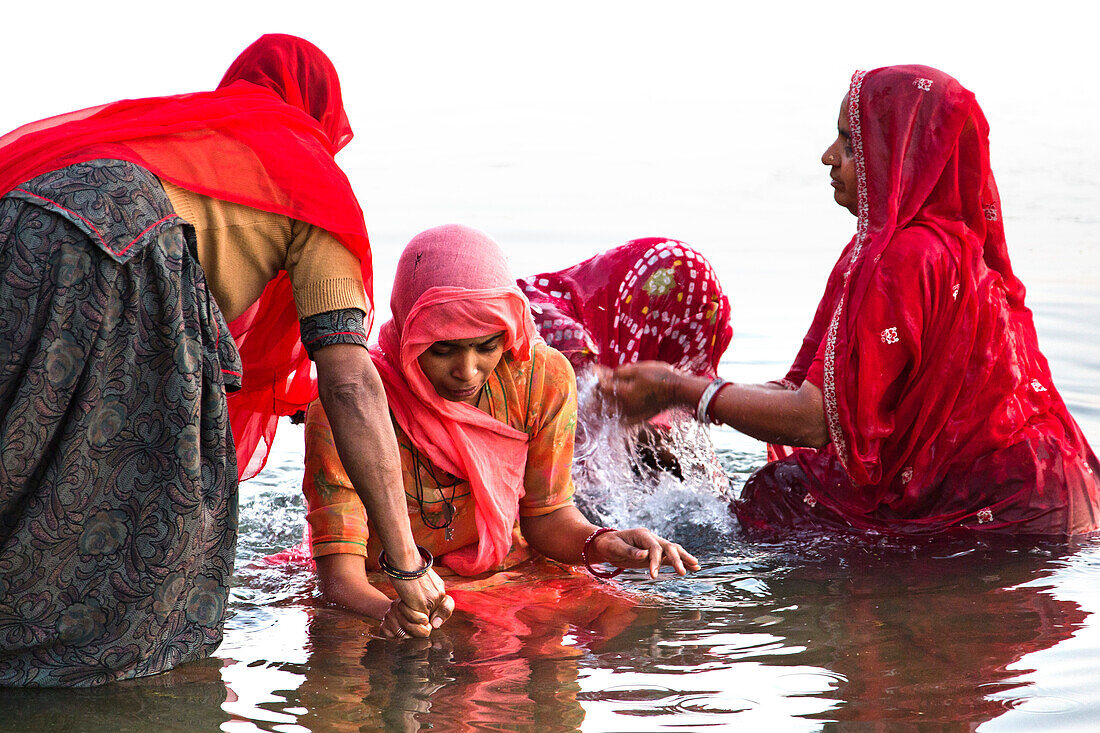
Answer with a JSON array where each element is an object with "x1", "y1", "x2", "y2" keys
[
  {"x1": 0, "y1": 35, "x2": 448, "y2": 686},
  {"x1": 601, "y1": 65, "x2": 1100, "y2": 536}
]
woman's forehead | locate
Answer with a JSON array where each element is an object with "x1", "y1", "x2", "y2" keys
[{"x1": 432, "y1": 331, "x2": 506, "y2": 347}]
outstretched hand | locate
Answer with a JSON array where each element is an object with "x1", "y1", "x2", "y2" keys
[
  {"x1": 592, "y1": 528, "x2": 700, "y2": 579},
  {"x1": 596, "y1": 362, "x2": 684, "y2": 423}
]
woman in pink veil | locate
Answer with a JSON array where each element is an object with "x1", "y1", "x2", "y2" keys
[{"x1": 299, "y1": 224, "x2": 699, "y2": 637}]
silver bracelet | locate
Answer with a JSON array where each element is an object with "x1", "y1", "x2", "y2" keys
[{"x1": 695, "y1": 377, "x2": 729, "y2": 424}]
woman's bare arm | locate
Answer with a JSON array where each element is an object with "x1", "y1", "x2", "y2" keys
[
  {"x1": 598, "y1": 361, "x2": 829, "y2": 448},
  {"x1": 312, "y1": 343, "x2": 454, "y2": 627},
  {"x1": 520, "y1": 505, "x2": 699, "y2": 578}
]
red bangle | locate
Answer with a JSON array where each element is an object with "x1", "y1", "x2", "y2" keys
[{"x1": 582, "y1": 527, "x2": 624, "y2": 580}]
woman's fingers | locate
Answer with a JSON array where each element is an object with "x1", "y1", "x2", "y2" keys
[
  {"x1": 598, "y1": 529, "x2": 700, "y2": 577},
  {"x1": 391, "y1": 569, "x2": 451, "y2": 630},
  {"x1": 381, "y1": 600, "x2": 432, "y2": 639}
]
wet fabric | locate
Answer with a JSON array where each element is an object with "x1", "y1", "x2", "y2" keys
[
  {"x1": 301, "y1": 342, "x2": 577, "y2": 572},
  {"x1": 0, "y1": 160, "x2": 241, "y2": 686},
  {"x1": 372, "y1": 225, "x2": 551, "y2": 575},
  {"x1": 738, "y1": 66, "x2": 1100, "y2": 536},
  {"x1": 519, "y1": 238, "x2": 732, "y2": 377},
  {"x1": 0, "y1": 34, "x2": 373, "y2": 480}
]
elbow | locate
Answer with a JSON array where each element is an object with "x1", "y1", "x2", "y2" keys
[
  {"x1": 318, "y1": 359, "x2": 387, "y2": 412},
  {"x1": 787, "y1": 409, "x2": 829, "y2": 449},
  {"x1": 786, "y1": 382, "x2": 829, "y2": 448},
  {"x1": 800, "y1": 424, "x2": 831, "y2": 449}
]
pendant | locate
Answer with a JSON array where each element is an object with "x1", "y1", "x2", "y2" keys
[{"x1": 445, "y1": 527, "x2": 454, "y2": 541}]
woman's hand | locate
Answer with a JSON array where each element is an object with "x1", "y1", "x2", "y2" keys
[
  {"x1": 378, "y1": 599, "x2": 433, "y2": 639},
  {"x1": 389, "y1": 568, "x2": 455, "y2": 631},
  {"x1": 592, "y1": 528, "x2": 701, "y2": 579},
  {"x1": 597, "y1": 362, "x2": 689, "y2": 422}
]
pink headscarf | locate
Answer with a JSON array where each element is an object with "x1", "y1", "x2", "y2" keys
[{"x1": 372, "y1": 224, "x2": 541, "y2": 575}]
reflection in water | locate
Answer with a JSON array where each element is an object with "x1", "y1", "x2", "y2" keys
[
  {"x1": 0, "y1": 657, "x2": 232, "y2": 731},
  {"x1": 285, "y1": 575, "x2": 649, "y2": 732},
  {"x1": 222, "y1": 454, "x2": 1093, "y2": 732},
  {"x1": 728, "y1": 538, "x2": 1088, "y2": 726},
  {"x1": 2, "y1": 436, "x2": 1094, "y2": 730}
]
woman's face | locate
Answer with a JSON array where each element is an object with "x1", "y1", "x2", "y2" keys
[
  {"x1": 821, "y1": 94, "x2": 859, "y2": 216},
  {"x1": 417, "y1": 332, "x2": 506, "y2": 405}
]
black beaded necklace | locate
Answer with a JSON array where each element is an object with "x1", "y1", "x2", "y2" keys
[
  {"x1": 411, "y1": 383, "x2": 492, "y2": 541},
  {"x1": 411, "y1": 445, "x2": 461, "y2": 540}
]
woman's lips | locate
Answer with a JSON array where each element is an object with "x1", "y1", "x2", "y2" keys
[{"x1": 449, "y1": 384, "x2": 480, "y2": 399}]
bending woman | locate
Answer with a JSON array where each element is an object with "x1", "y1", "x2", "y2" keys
[
  {"x1": 600, "y1": 65, "x2": 1100, "y2": 536},
  {"x1": 520, "y1": 238, "x2": 732, "y2": 377},
  {"x1": 0, "y1": 35, "x2": 447, "y2": 686},
  {"x1": 302, "y1": 224, "x2": 698, "y2": 636}
]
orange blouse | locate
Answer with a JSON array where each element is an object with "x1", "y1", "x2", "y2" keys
[{"x1": 302, "y1": 342, "x2": 578, "y2": 573}]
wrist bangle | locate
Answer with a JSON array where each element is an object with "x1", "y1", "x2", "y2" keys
[
  {"x1": 695, "y1": 377, "x2": 730, "y2": 424},
  {"x1": 582, "y1": 527, "x2": 624, "y2": 580},
  {"x1": 378, "y1": 546, "x2": 434, "y2": 580}
]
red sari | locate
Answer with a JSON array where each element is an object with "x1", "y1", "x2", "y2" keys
[
  {"x1": 0, "y1": 34, "x2": 372, "y2": 479},
  {"x1": 738, "y1": 66, "x2": 1100, "y2": 536}
]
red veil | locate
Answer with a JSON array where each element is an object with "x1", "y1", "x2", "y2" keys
[
  {"x1": 520, "y1": 238, "x2": 732, "y2": 376},
  {"x1": 740, "y1": 66, "x2": 1100, "y2": 535},
  {"x1": 0, "y1": 34, "x2": 373, "y2": 479}
]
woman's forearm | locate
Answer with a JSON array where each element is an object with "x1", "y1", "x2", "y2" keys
[
  {"x1": 315, "y1": 553, "x2": 393, "y2": 620},
  {"x1": 313, "y1": 344, "x2": 420, "y2": 569},
  {"x1": 603, "y1": 362, "x2": 829, "y2": 448},
  {"x1": 668, "y1": 375, "x2": 829, "y2": 448},
  {"x1": 520, "y1": 505, "x2": 597, "y2": 565}
]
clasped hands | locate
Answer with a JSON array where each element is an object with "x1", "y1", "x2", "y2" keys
[{"x1": 378, "y1": 569, "x2": 454, "y2": 640}]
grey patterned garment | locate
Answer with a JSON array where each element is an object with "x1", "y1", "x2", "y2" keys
[{"x1": 0, "y1": 160, "x2": 242, "y2": 686}]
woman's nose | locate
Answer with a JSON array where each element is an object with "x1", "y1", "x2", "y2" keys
[
  {"x1": 821, "y1": 145, "x2": 836, "y2": 166},
  {"x1": 452, "y1": 350, "x2": 478, "y2": 380}
]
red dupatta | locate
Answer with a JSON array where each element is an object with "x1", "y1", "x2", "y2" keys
[
  {"x1": 0, "y1": 34, "x2": 373, "y2": 479},
  {"x1": 754, "y1": 66, "x2": 1099, "y2": 535}
]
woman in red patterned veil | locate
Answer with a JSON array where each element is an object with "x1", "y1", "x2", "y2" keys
[{"x1": 601, "y1": 65, "x2": 1100, "y2": 536}]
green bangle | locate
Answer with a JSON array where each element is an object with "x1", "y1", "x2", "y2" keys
[{"x1": 378, "y1": 546, "x2": 434, "y2": 580}]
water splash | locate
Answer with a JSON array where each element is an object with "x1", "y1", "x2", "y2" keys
[{"x1": 571, "y1": 371, "x2": 739, "y2": 552}]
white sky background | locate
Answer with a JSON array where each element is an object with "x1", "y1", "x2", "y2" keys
[{"x1": 5, "y1": 0, "x2": 1098, "y2": 382}]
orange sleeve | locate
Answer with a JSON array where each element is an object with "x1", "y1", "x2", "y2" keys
[
  {"x1": 301, "y1": 399, "x2": 371, "y2": 558},
  {"x1": 518, "y1": 344, "x2": 578, "y2": 517}
]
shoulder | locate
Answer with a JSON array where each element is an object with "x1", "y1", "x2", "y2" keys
[
  {"x1": 883, "y1": 225, "x2": 958, "y2": 266},
  {"x1": 501, "y1": 342, "x2": 577, "y2": 433},
  {"x1": 877, "y1": 225, "x2": 960, "y2": 283}
]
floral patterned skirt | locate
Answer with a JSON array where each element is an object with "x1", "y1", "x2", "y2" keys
[{"x1": 0, "y1": 160, "x2": 242, "y2": 686}]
